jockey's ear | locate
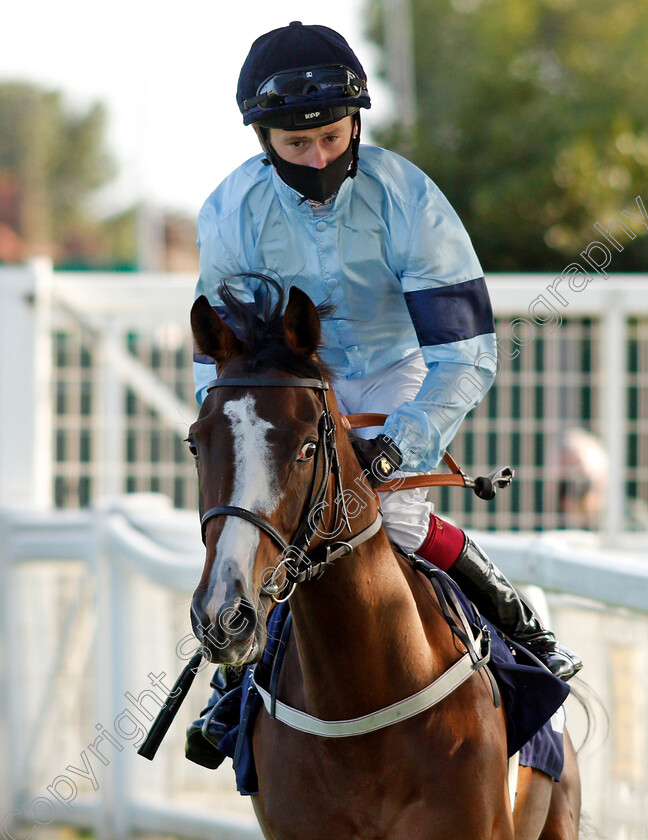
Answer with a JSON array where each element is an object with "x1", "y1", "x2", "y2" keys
[
  {"x1": 283, "y1": 286, "x2": 321, "y2": 357},
  {"x1": 253, "y1": 124, "x2": 268, "y2": 153},
  {"x1": 190, "y1": 295, "x2": 243, "y2": 366}
]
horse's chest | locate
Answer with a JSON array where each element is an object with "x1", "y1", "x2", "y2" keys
[{"x1": 252, "y1": 713, "x2": 469, "y2": 840}]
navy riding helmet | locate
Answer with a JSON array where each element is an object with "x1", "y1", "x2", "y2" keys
[{"x1": 236, "y1": 21, "x2": 371, "y2": 130}]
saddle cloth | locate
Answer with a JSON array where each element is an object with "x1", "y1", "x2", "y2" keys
[{"x1": 217, "y1": 571, "x2": 569, "y2": 796}]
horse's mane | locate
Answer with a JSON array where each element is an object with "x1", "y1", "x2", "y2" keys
[{"x1": 217, "y1": 273, "x2": 335, "y2": 381}]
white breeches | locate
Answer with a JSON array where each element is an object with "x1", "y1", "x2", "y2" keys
[{"x1": 334, "y1": 351, "x2": 435, "y2": 554}]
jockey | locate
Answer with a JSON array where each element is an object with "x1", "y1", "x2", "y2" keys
[{"x1": 187, "y1": 21, "x2": 581, "y2": 768}]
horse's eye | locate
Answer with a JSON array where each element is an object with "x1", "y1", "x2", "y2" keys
[
  {"x1": 186, "y1": 436, "x2": 198, "y2": 459},
  {"x1": 297, "y1": 442, "x2": 317, "y2": 462}
]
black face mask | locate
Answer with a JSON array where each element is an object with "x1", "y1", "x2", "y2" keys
[{"x1": 267, "y1": 136, "x2": 356, "y2": 204}]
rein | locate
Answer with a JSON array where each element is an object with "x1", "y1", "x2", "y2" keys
[
  {"x1": 139, "y1": 375, "x2": 505, "y2": 760},
  {"x1": 200, "y1": 379, "x2": 514, "y2": 600},
  {"x1": 343, "y1": 413, "x2": 514, "y2": 499},
  {"x1": 199, "y1": 378, "x2": 503, "y2": 734}
]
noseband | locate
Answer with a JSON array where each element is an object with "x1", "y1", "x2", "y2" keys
[{"x1": 199, "y1": 375, "x2": 382, "y2": 601}]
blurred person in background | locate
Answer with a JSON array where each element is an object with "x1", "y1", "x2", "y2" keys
[
  {"x1": 551, "y1": 427, "x2": 648, "y2": 532},
  {"x1": 553, "y1": 428, "x2": 609, "y2": 531}
]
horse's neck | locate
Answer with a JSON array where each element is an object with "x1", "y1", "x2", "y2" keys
[{"x1": 287, "y1": 529, "x2": 452, "y2": 719}]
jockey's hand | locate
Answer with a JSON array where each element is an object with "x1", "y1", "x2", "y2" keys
[{"x1": 349, "y1": 432, "x2": 403, "y2": 488}]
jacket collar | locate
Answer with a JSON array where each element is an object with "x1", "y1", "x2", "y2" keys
[{"x1": 271, "y1": 165, "x2": 354, "y2": 219}]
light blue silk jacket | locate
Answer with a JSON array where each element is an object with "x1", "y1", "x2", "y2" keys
[{"x1": 194, "y1": 145, "x2": 497, "y2": 472}]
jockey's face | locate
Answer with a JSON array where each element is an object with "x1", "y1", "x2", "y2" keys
[{"x1": 259, "y1": 116, "x2": 356, "y2": 170}]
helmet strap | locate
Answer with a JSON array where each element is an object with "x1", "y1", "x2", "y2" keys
[{"x1": 349, "y1": 112, "x2": 361, "y2": 179}]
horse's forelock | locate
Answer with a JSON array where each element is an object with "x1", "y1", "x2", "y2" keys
[{"x1": 217, "y1": 274, "x2": 335, "y2": 381}]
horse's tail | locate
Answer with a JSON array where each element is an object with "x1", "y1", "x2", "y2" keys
[
  {"x1": 578, "y1": 811, "x2": 609, "y2": 839},
  {"x1": 568, "y1": 678, "x2": 610, "y2": 840},
  {"x1": 568, "y1": 676, "x2": 609, "y2": 754}
]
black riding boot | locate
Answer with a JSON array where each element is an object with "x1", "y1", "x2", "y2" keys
[
  {"x1": 185, "y1": 665, "x2": 245, "y2": 769},
  {"x1": 448, "y1": 537, "x2": 582, "y2": 681}
]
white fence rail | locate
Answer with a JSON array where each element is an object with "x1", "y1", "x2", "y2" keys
[
  {"x1": 2, "y1": 261, "x2": 648, "y2": 540},
  {"x1": 0, "y1": 496, "x2": 265, "y2": 840},
  {"x1": 1, "y1": 263, "x2": 648, "y2": 838},
  {"x1": 1, "y1": 497, "x2": 648, "y2": 839}
]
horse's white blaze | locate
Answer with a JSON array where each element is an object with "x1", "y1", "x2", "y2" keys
[{"x1": 205, "y1": 394, "x2": 279, "y2": 623}]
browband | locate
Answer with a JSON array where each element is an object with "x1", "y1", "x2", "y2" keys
[{"x1": 207, "y1": 377, "x2": 328, "y2": 392}]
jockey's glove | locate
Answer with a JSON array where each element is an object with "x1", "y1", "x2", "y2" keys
[{"x1": 349, "y1": 432, "x2": 403, "y2": 488}]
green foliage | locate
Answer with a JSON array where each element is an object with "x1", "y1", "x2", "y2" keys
[
  {"x1": 0, "y1": 82, "x2": 115, "y2": 264},
  {"x1": 368, "y1": 0, "x2": 648, "y2": 270},
  {"x1": 99, "y1": 206, "x2": 139, "y2": 271}
]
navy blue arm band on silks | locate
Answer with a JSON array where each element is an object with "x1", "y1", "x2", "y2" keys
[{"x1": 404, "y1": 277, "x2": 495, "y2": 347}]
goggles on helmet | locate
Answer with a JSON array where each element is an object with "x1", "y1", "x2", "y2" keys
[{"x1": 242, "y1": 64, "x2": 367, "y2": 114}]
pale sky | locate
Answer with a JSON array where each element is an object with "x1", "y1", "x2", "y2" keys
[{"x1": 2, "y1": 0, "x2": 392, "y2": 219}]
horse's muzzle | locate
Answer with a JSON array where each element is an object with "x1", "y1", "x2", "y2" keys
[{"x1": 191, "y1": 586, "x2": 260, "y2": 665}]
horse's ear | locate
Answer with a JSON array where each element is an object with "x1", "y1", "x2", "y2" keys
[
  {"x1": 283, "y1": 286, "x2": 321, "y2": 356},
  {"x1": 191, "y1": 295, "x2": 243, "y2": 365}
]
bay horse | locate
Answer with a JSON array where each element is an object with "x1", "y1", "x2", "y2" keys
[{"x1": 188, "y1": 279, "x2": 581, "y2": 840}]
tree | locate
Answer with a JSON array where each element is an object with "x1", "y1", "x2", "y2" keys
[
  {"x1": 368, "y1": 0, "x2": 648, "y2": 271},
  {"x1": 0, "y1": 82, "x2": 114, "y2": 264}
]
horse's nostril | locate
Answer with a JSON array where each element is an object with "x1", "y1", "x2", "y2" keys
[
  {"x1": 191, "y1": 578, "x2": 259, "y2": 664},
  {"x1": 190, "y1": 595, "x2": 211, "y2": 638},
  {"x1": 216, "y1": 596, "x2": 255, "y2": 640}
]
